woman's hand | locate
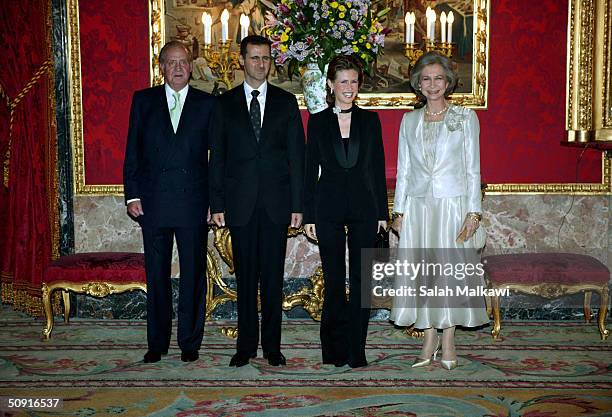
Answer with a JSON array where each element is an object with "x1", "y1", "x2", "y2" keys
[
  {"x1": 457, "y1": 214, "x2": 479, "y2": 241},
  {"x1": 391, "y1": 215, "x2": 403, "y2": 233},
  {"x1": 378, "y1": 220, "x2": 388, "y2": 231},
  {"x1": 304, "y1": 224, "x2": 317, "y2": 241}
]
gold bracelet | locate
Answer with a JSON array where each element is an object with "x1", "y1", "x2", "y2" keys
[{"x1": 467, "y1": 212, "x2": 482, "y2": 222}]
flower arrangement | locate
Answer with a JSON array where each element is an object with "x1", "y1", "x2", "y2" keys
[{"x1": 263, "y1": 0, "x2": 389, "y2": 78}]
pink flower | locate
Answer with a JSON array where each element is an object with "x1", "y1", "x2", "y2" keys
[{"x1": 265, "y1": 11, "x2": 278, "y2": 27}]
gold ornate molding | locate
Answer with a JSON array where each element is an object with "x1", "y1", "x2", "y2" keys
[
  {"x1": 486, "y1": 153, "x2": 611, "y2": 195},
  {"x1": 566, "y1": 0, "x2": 612, "y2": 142},
  {"x1": 150, "y1": 0, "x2": 163, "y2": 86},
  {"x1": 67, "y1": 0, "x2": 87, "y2": 195}
]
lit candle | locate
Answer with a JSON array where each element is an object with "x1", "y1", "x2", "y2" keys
[
  {"x1": 440, "y1": 12, "x2": 447, "y2": 43},
  {"x1": 410, "y1": 12, "x2": 416, "y2": 43},
  {"x1": 221, "y1": 9, "x2": 229, "y2": 42},
  {"x1": 240, "y1": 13, "x2": 250, "y2": 41},
  {"x1": 404, "y1": 12, "x2": 410, "y2": 43},
  {"x1": 447, "y1": 11, "x2": 454, "y2": 43},
  {"x1": 202, "y1": 12, "x2": 212, "y2": 45},
  {"x1": 426, "y1": 7, "x2": 437, "y2": 41},
  {"x1": 430, "y1": 9, "x2": 436, "y2": 40},
  {"x1": 426, "y1": 7, "x2": 432, "y2": 40}
]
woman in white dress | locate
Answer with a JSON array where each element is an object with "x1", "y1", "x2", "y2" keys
[{"x1": 390, "y1": 52, "x2": 489, "y2": 370}]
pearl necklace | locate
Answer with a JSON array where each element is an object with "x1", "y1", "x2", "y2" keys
[{"x1": 425, "y1": 105, "x2": 448, "y2": 117}]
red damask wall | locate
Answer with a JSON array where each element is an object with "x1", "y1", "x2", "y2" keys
[
  {"x1": 80, "y1": 0, "x2": 149, "y2": 185},
  {"x1": 78, "y1": 0, "x2": 602, "y2": 187}
]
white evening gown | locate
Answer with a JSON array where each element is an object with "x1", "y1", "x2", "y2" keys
[{"x1": 390, "y1": 107, "x2": 489, "y2": 329}]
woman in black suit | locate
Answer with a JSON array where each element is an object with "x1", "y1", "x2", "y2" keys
[{"x1": 304, "y1": 55, "x2": 388, "y2": 368}]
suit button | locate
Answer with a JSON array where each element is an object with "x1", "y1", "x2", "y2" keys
[{"x1": 183, "y1": 188, "x2": 187, "y2": 192}]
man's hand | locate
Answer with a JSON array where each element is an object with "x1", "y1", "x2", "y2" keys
[
  {"x1": 378, "y1": 220, "x2": 388, "y2": 231},
  {"x1": 304, "y1": 224, "x2": 316, "y2": 241},
  {"x1": 290, "y1": 213, "x2": 303, "y2": 228},
  {"x1": 127, "y1": 201, "x2": 144, "y2": 218},
  {"x1": 212, "y1": 212, "x2": 226, "y2": 227}
]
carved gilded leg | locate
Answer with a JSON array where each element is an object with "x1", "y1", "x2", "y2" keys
[
  {"x1": 491, "y1": 295, "x2": 502, "y2": 341},
  {"x1": 62, "y1": 290, "x2": 70, "y2": 324},
  {"x1": 583, "y1": 291, "x2": 592, "y2": 323},
  {"x1": 597, "y1": 287, "x2": 609, "y2": 341},
  {"x1": 41, "y1": 283, "x2": 54, "y2": 340},
  {"x1": 485, "y1": 295, "x2": 492, "y2": 317}
]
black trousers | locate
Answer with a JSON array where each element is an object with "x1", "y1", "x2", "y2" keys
[
  {"x1": 142, "y1": 224, "x2": 207, "y2": 354},
  {"x1": 230, "y1": 207, "x2": 288, "y2": 356},
  {"x1": 316, "y1": 219, "x2": 377, "y2": 366}
]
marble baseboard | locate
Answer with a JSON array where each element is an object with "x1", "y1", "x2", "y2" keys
[
  {"x1": 72, "y1": 194, "x2": 612, "y2": 321},
  {"x1": 71, "y1": 277, "x2": 610, "y2": 321}
]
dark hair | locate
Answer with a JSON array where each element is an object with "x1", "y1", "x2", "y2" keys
[
  {"x1": 159, "y1": 41, "x2": 192, "y2": 64},
  {"x1": 325, "y1": 55, "x2": 364, "y2": 105},
  {"x1": 240, "y1": 35, "x2": 272, "y2": 57},
  {"x1": 409, "y1": 51, "x2": 457, "y2": 101}
]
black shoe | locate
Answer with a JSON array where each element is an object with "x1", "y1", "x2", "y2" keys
[
  {"x1": 348, "y1": 359, "x2": 368, "y2": 369},
  {"x1": 322, "y1": 359, "x2": 347, "y2": 367},
  {"x1": 143, "y1": 350, "x2": 162, "y2": 363},
  {"x1": 229, "y1": 352, "x2": 256, "y2": 367},
  {"x1": 263, "y1": 352, "x2": 286, "y2": 366},
  {"x1": 181, "y1": 350, "x2": 199, "y2": 362}
]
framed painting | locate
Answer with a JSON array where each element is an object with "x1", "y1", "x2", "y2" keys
[{"x1": 152, "y1": 0, "x2": 490, "y2": 108}]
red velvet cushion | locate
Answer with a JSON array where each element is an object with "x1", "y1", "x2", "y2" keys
[
  {"x1": 483, "y1": 253, "x2": 610, "y2": 285},
  {"x1": 44, "y1": 252, "x2": 145, "y2": 284}
]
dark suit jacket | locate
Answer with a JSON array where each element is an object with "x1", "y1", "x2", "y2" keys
[
  {"x1": 209, "y1": 83, "x2": 305, "y2": 226},
  {"x1": 123, "y1": 85, "x2": 216, "y2": 227},
  {"x1": 303, "y1": 106, "x2": 389, "y2": 224}
]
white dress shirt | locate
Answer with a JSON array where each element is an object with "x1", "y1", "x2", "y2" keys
[
  {"x1": 243, "y1": 80, "x2": 267, "y2": 126},
  {"x1": 165, "y1": 83, "x2": 189, "y2": 115}
]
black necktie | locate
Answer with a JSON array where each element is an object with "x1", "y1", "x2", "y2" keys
[{"x1": 250, "y1": 90, "x2": 261, "y2": 141}]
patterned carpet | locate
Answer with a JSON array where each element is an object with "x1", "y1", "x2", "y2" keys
[{"x1": 0, "y1": 306, "x2": 611, "y2": 416}]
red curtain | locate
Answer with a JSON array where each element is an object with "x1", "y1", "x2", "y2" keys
[{"x1": 0, "y1": 1, "x2": 58, "y2": 316}]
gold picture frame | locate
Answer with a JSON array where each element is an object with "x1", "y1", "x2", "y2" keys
[{"x1": 154, "y1": 0, "x2": 490, "y2": 109}]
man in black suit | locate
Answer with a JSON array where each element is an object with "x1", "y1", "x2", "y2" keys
[
  {"x1": 123, "y1": 41, "x2": 216, "y2": 364},
  {"x1": 209, "y1": 35, "x2": 305, "y2": 367}
]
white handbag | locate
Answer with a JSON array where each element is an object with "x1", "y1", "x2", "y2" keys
[{"x1": 470, "y1": 223, "x2": 487, "y2": 249}]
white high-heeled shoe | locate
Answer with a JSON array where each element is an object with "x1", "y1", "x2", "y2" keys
[
  {"x1": 440, "y1": 358, "x2": 458, "y2": 370},
  {"x1": 411, "y1": 336, "x2": 440, "y2": 368}
]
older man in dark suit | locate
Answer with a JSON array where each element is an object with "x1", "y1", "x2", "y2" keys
[
  {"x1": 209, "y1": 35, "x2": 305, "y2": 367},
  {"x1": 123, "y1": 41, "x2": 216, "y2": 364}
]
